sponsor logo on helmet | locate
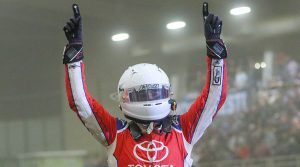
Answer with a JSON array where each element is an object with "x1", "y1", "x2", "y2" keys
[
  {"x1": 133, "y1": 140, "x2": 169, "y2": 163},
  {"x1": 119, "y1": 87, "x2": 124, "y2": 92},
  {"x1": 138, "y1": 84, "x2": 160, "y2": 91}
]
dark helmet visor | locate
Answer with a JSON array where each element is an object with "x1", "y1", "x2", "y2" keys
[{"x1": 128, "y1": 84, "x2": 170, "y2": 102}]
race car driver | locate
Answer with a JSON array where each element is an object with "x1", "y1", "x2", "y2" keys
[{"x1": 63, "y1": 3, "x2": 227, "y2": 167}]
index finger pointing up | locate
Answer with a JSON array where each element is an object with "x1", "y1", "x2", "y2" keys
[
  {"x1": 72, "y1": 4, "x2": 81, "y2": 17},
  {"x1": 202, "y1": 2, "x2": 209, "y2": 21}
]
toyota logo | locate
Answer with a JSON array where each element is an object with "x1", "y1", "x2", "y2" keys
[{"x1": 133, "y1": 140, "x2": 169, "y2": 163}]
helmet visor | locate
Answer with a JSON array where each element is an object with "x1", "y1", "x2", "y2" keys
[{"x1": 125, "y1": 84, "x2": 170, "y2": 102}]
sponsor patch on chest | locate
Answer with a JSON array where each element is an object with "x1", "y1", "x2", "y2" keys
[{"x1": 133, "y1": 140, "x2": 168, "y2": 163}]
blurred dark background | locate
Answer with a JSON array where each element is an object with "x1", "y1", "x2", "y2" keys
[{"x1": 1, "y1": 0, "x2": 300, "y2": 166}]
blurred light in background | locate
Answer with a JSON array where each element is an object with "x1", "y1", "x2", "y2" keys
[
  {"x1": 255, "y1": 62, "x2": 261, "y2": 69},
  {"x1": 166, "y1": 21, "x2": 186, "y2": 30},
  {"x1": 111, "y1": 33, "x2": 130, "y2": 41},
  {"x1": 230, "y1": 6, "x2": 251, "y2": 15},
  {"x1": 254, "y1": 62, "x2": 267, "y2": 69},
  {"x1": 260, "y1": 62, "x2": 267, "y2": 68}
]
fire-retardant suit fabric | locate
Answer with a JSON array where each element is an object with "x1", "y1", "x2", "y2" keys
[{"x1": 65, "y1": 57, "x2": 227, "y2": 167}]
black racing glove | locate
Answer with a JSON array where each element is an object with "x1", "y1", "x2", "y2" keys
[
  {"x1": 62, "y1": 4, "x2": 83, "y2": 64},
  {"x1": 203, "y1": 2, "x2": 227, "y2": 59}
]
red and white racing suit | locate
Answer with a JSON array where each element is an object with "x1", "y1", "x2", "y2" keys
[{"x1": 65, "y1": 57, "x2": 227, "y2": 167}]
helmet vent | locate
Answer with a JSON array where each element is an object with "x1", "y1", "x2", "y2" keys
[
  {"x1": 143, "y1": 104, "x2": 151, "y2": 106},
  {"x1": 155, "y1": 103, "x2": 162, "y2": 105}
]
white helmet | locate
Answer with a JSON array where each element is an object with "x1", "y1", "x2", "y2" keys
[{"x1": 118, "y1": 63, "x2": 171, "y2": 122}]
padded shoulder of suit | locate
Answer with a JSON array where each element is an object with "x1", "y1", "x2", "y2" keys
[{"x1": 117, "y1": 118, "x2": 128, "y2": 130}]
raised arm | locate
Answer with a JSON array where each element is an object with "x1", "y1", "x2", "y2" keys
[
  {"x1": 63, "y1": 4, "x2": 117, "y2": 146},
  {"x1": 180, "y1": 5, "x2": 227, "y2": 145},
  {"x1": 180, "y1": 57, "x2": 227, "y2": 145}
]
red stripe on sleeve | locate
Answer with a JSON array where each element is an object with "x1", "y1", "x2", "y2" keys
[{"x1": 80, "y1": 62, "x2": 117, "y2": 145}]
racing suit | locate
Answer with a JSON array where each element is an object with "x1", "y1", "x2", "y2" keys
[{"x1": 65, "y1": 56, "x2": 227, "y2": 166}]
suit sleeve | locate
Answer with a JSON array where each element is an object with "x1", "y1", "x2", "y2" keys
[
  {"x1": 180, "y1": 57, "x2": 227, "y2": 145},
  {"x1": 65, "y1": 61, "x2": 117, "y2": 146}
]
